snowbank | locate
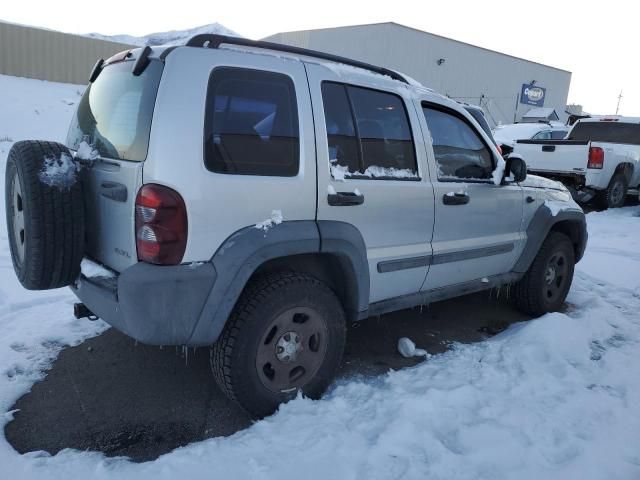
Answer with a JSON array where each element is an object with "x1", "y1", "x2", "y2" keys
[{"x1": 1, "y1": 73, "x2": 640, "y2": 480}]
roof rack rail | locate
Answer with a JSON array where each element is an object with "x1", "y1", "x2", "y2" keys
[{"x1": 185, "y1": 34, "x2": 409, "y2": 84}]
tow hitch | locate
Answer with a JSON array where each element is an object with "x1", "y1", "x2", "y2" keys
[{"x1": 74, "y1": 303, "x2": 98, "y2": 321}]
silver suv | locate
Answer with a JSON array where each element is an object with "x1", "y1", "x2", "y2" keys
[{"x1": 5, "y1": 35, "x2": 587, "y2": 417}]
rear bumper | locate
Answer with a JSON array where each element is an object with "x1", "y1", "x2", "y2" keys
[{"x1": 71, "y1": 262, "x2": 217, "y2": 346}]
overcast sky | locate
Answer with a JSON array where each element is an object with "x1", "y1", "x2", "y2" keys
[{"x1": 2, "y1": 0, "x2": 636, "y2": 115}]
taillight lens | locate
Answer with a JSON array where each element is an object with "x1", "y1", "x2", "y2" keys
[
  {"x1": 135, "y1": 184, "x2": 187, "y2": 265},
  {"x1": 588, "y1": 146, "x2": 604, "y2": 169}
]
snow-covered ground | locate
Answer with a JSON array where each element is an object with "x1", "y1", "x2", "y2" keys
[{"x1": 1, "y1": 73, "x2": 639, "y2": 479}]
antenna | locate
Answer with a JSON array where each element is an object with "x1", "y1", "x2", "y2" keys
[{"x1": 615, "y1": 91, "x2": 623, "y2": 115}]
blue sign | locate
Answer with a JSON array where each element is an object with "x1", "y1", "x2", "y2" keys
[{"x1": 520, "y1": 84, "x2": 546, "y2": 106}]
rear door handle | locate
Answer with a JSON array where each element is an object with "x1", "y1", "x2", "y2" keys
[
  {"x1": 442, "y1": 192, "x2": 469, "y2": 205},
  {"x1": 542, "y1": 145, "x2": 556, "y2": 152},
  {"x1": 327, "y1": 192, "x2": 365, "y2": 206}
]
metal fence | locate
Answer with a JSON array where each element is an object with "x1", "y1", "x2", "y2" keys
[{"x1": 0, "y1": 21, "x2": 134, "y2": 85}]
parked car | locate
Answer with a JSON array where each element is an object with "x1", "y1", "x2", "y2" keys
[
  {"x1": 493, "y1": 122, "x2": 569, "y2": 153},
  {"x1": 5, "y1": 35, "x2": 587, "y2": 418},
  {"x1": 512, "y1": 116, "x2": 640, "y2": 208}
]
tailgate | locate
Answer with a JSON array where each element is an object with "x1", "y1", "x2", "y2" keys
[
  {"x1": 66, "y1": 56, "x2": 163, "y2": 272},
  {"x1": 514, "y1": 139, "x2": 590, "y2": 174}
]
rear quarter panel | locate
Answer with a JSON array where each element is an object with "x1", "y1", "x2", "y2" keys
[{"x1": 143, "y1": 47, "x2": 317, "y2": 262}]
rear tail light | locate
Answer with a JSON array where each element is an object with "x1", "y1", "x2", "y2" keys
[
  {"x1": 135, "y1": 184, "x2": 187, "y2": 265},
  {"x1": 588, "y1": 146, "x2": 604, "y2": 169}
]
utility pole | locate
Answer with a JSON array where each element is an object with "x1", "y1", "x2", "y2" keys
[{"x1": 616, "y1": 91, "x2": 623, "y2": 115}]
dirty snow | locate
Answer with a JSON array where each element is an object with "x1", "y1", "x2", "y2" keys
[
  {"x1": 255, "y1": 210, "x2": 283, "y2": 232},
  {"x1": 1, "y1": 73, "x2": 640, "y2": 480}
]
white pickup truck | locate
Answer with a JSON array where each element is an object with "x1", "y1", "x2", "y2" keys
[{"x1": 513, "y1": 117, "x2": 640, "y2": 208}]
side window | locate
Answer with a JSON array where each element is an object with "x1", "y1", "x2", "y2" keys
[
  {"x1": 321, "y1": 82, "x2": 418, "y2": 179},
  {"x1": 321, "y1": 83, "x2": 360, "y2": 174},
  {"x1": 204, "y1": 68, "x2": 299, "y2": 176},
  {"x1": 422, "y1": 106, "x2": 494, "y2": 180},
  {"x1": 550, "y1": 130, "x2": 568, "y2": 139}
]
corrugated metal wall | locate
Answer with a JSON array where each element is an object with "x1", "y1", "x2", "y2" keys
[
  {"x1": 265, "y1": 23, "x2": 572, "y2": 126},
  {"x1": 0, "y1": 21, "x2": 135, "y2": 85}
]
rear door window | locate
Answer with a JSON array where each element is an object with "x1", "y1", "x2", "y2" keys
[
  {"x1": 321, "y1": 82, "x2": 418, "y2": 179},
  {"x1": 568, "y1": 122, "x2": 640, "y2": 145},
  {"x1": 423, "y1": 105, "x2": 494, "y2": 181},
  {"x1": 205, "y1": 68, "x2": 299, "y2": 176}
]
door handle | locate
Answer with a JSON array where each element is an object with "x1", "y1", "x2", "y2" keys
[
  {"x1": 542, "y1": 145, "x2": 556, "y2": 152},
  {"x1": 100, "y1": 181, "x2": 128, "y2": 202},
  {"x1": 327, "y1": 192, "x2": 365, "y2": 206},
  {"x1": 442, "y1": 192, "x2": 469, "y2": 205}
]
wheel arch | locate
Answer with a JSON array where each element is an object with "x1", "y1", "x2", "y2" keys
[
  {"x1": 614, "y1": 162, "x2": 634, "y2": 184},
  {"x1": 513, "y1": 204, "x2": 587, "y2": 274},
  {"x1": 188, "y1": 220, "x2": 369, "y2": 345}
]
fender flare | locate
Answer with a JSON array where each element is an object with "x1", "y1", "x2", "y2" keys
[
  {"x1": 512, "y1": 204, "x2": 587, "y2": 274},
  {"x1": 188, "y1": 220, "x2": 369, "y2": 345}
]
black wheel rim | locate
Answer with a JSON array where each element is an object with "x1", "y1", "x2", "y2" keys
[
  {"x1": 255, "y1": 306, "x2": 328, "y2": 393},
  {"x1": 610, "y1": 180, "x2": 624, "y2": 207},
  {"x1": 11, "y1": 174, "x2": 26, "y2": 263},
  {"x1": 543, "y1": 251, "x2": 569, "y2": 303}
]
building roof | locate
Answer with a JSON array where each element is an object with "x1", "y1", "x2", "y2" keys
[{"x1": 264, "y1": 22, "x2": 571, "y2": 74}]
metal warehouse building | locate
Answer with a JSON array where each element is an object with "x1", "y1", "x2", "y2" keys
[
  {"x1": 264, "y1": 23, "x2": 572, "y2": 126},
  {"x1": 0, "y1": 21, "x2": 132, "y2": 85}
]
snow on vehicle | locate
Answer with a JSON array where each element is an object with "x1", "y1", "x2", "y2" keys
[{"x1": 493, "y1": 122, "x2": 569, "y2": 153}]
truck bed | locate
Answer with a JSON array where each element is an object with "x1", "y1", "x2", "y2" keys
[{"x1": 514, "y1": 139, "x2": 590, "y2": 175}]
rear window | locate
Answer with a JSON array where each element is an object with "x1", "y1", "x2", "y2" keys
[
  {"x1": 67, "y1": 60, "x2": 163, "y2": 162},
  {"x1": 568, "y1": 122, "x2": 640, "y2": 145},
  {"x1": 550, "y1": 130, "x2": 568, "y2": 139}
]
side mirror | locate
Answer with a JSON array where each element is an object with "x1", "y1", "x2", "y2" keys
[{"x1": 505, "y1": 154, "x2": 527, "y2": 183}]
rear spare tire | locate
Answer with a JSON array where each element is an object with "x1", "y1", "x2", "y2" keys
[{"x1": 5, "y1": 140, "x2": 85, "y2": 290}]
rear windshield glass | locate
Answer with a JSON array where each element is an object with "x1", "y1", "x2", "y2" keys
[
  {"x1": 67, "y1": 60, "x2": 163, "y2": 161},
  {"x1": 568, "y1": 122, "x2": 640, "y2": 145}
]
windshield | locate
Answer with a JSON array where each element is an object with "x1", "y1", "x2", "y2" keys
[
  {"x1": 568, "y1": 122, "x2": 640, "y2": 146},
  {"x1": 67, "y1": 59, "x2": 163, "y2": 161},
  {"x1": 491, "y1": 123, "x2": 545, "y2": 145}
]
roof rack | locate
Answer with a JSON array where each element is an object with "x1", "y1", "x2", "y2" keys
[{"x1": 185, "y1": 34, "x2": 409, "y2": 84}]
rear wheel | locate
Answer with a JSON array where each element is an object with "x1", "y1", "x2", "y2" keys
[
  {"x1": 210, "y1": 272, "x2": 346, "y2": 418},
  {"x1": 5, "y1": 141, "x2": 85, "y2": 290},
  {"x1": 513, "y1": 232, "x2": 575, "y2": 316},
  {"x1": 597, "y1": 173, "x2": 627, "y2": 209}
]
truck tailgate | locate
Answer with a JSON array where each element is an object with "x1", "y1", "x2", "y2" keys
[{"x1": 513, "y1": 140, "x2": 590, "y2": 174}]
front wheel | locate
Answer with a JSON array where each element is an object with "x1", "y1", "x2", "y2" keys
[
  {"x1": 513, "y1": 232, "x2": 575, "y2": 316},
  {"x1": 210, "y1": 272, "x2": 346, "y2": 418}
]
